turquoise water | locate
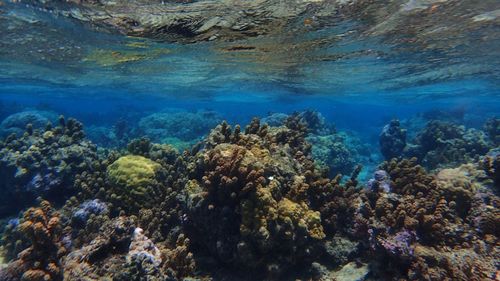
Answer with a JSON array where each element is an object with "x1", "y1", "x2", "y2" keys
[{"x1": 0, "y1": 1, "x2": 499, "y2": 280}]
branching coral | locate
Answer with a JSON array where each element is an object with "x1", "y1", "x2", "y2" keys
[
  {"x1": 0, "y1": 201, "x2": 65, "y2": 281},
  {"x1": 0, "y1": 116, "x2": 98, "y2": 216},
  {"x1": 354, "y1": 158, "x2": 499, "y2": 280},
  {"x1": 184, "y1": 117, "x2": 327, "y2": 277}
]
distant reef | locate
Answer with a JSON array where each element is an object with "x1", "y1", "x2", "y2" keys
[{"x1": 0, "y1": 111, "x2": 498, "y2": 281}]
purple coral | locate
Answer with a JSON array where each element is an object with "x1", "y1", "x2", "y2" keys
[
  {"x1": 367, "y1": 170, "x2": 391, "y2": 192},
  {"x1": 26, "y1": 172, "x2": 62, "y2": 193},
  {"x1": 378, "y1": 230, "x2": 416, "y2": 259},
  {"x1": 72, "y1": 199, "x2": 108, "y2": 226}
]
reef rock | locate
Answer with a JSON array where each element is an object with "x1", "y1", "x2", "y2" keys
[{"x1": 379, "y1": 119, "x2": 407, "y2": 160}]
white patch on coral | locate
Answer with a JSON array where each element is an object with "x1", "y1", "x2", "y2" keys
[{"x1": 127, "y1": 227, "x2": 162, "y2": 267}]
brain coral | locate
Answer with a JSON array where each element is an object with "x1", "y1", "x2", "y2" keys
[{"x1": 106, "y1": 155, "x2": 162, "y2": 211}]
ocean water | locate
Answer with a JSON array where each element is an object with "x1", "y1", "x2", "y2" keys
[{"x1": 0, "y1": 0, "x2": 499, "y2": 280}]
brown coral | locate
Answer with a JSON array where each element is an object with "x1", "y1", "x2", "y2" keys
[
  {"x1": 0, "y1": 201, "x2": 64, "y2": 281},
  {"x1": 184, "y1": 118, "x2": 326, "y2": 276},
  {"x1": 355, "y1": 159, "x2": 499, "y2": 280}
]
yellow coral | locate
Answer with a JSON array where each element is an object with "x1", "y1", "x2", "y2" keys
[
  {"x1": 107, "y1": 155, "x2": 160, "y2": 189},
  {"x1": 277, "y1": 198, "x2": 325, "y2": 240},
  {"x1": 240, "y1": 184, "x2": 278, "y2": 239}
]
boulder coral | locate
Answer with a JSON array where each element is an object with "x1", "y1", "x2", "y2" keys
[
  {"x1": 379, "y1": 119, "x2": 407, "y2": 160},
  {"x1": 106, "y1": 155, "x2": 163, "y2": 211},
  {"x1": 0, "y1": 110, "x2": 58, "y2": 138}
]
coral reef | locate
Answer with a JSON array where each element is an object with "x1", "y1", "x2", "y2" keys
[
  {"x1": 379, "y1": 119, "x2": 407, "y2": 160},
  {"x1": 138, "y1": 110, "x2": 222, "y2": 143},
  {"x1": 0, "y1": 116, "x2": 98, "y2": 216},
  {"x1": 353, "y1": 158, "x2": 499, "y2": 280},
  {"x1": 403, "y1": 120, "x2": 494, "y2": 170},
  {"x1": 0, "y1": 115, "x2": 498, "y2": 281},
  {"x1": 0, "y1": 110, "x2": 58, "y2": 138}
]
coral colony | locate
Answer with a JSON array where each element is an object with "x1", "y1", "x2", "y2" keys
[{"x1": 0, "y1": 111, "x2": 497, "y2": 281}]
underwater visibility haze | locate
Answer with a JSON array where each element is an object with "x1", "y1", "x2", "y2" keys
[{"x1": 0, "y1": 0, "x2": 499, "y2": 280}]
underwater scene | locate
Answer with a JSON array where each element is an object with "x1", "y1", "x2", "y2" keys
[{"x1": 0, "y1": 0, "x2": 499, "y2": 280}]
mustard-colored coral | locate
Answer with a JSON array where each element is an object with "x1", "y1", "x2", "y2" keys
[
  {"x1": 240, "y1": 182, "x2": 278, "y2": 239},
  {"x1": 278, "y1": 198, "x2": 325, "y2": 240},
  {"x1": 107, "y1": 155, "x2": 160, "y2": 189},
  {"x1": 106, "y1": 155, "x2": 161, "y2": 211}
]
